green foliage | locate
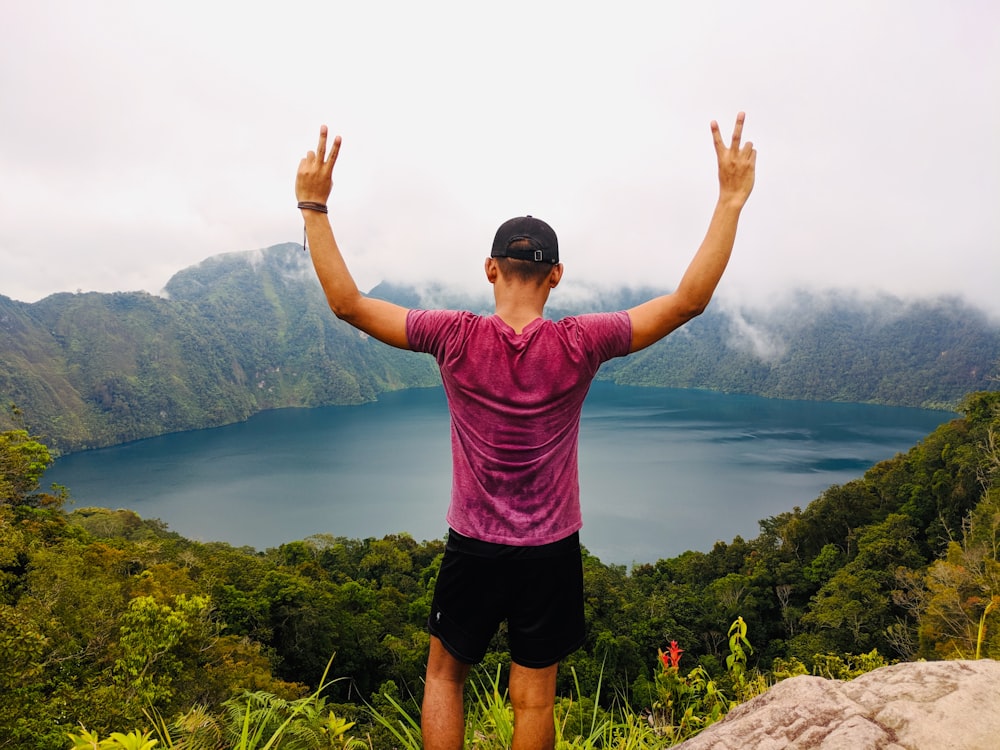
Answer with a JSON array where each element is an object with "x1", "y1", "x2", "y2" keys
[
  {"x1": 809, "y1": 650, "x2": 888, "y2": 680},
  {"x1": 724, "y1": 616, "x2": 766, "y2": 702},
  {"x1": 649, "y1": 663, "x2": 728, "y2": 742},
  {"x1": 114, "y1": 594, "x2": 213, "y2": 711},
  {"x1": 601, "y1": 291, "x2": 1000, "y2": 410},
  {"x1": 67, "y1": 728, "x2": 159, "y2": 750},
  {"x1": 465, "y1": 667, "x2": 515, "y2": 749},
  {"x1": 550, "y1": 667, "x2": 658, "y2": 749},
  {"x1": 5, "y1": 263, "x2": 997, "y2": 454},
  {"x1": 1, "y1": 248, "x2": 441, "y2": 453},
  {"x1": 0, "y1": 428, "x2": 54, "y2": 504},
  {"x1": 73, "y1": 661, "x2": 365, "y2": 750},
  {"x1": 211, "y1": 684, "x2": 365, "y2": 750},
  {"x1": 3, "y1": 391, "x2": 1000, "y2": 747},
  {"x1": 639, "y1": 617, "x2": 765, "y2": 743},
  {"x1": 365, "y1": 661, "x2": 665, "y2": 750},
  {"x1": 67, "y1": 631, "x2": 887, "y2": 750}
]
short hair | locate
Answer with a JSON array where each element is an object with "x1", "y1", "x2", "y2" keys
[{"x1": 496, "y1": 253, "x2": 556, "y2": 285}]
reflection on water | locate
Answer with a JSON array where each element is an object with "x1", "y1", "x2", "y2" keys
[{"x1": 47, "y1": 383, "x2": 954, "y2": 566}]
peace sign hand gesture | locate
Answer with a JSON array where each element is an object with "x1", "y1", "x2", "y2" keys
[
  {"x1": 711, "y1": 112, "x2": 756, "y2": 206},
  {"x1": 296, "y1": 125, "x2": 342, "y2": 205}
]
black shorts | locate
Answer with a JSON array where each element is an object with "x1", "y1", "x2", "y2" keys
[{"x1": 427, "y1": 529, "x2": 586, "y2": 668}]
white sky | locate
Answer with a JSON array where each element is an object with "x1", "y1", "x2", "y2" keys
[{"x1": 2, "y1": 1, "x2": 998, "y2": 315}]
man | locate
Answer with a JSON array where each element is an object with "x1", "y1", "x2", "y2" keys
[{"x1": 296, "y1": 113, "x2": 756, "y2": 750}]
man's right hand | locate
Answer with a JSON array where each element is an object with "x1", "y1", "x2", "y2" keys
[
  {"x1": 296, "y1": 125, "x2": 341, "y2": 206},
  {"x1": 627, "y1": 113, "x2": 757, "y2": 352},
  {"x1": 711, "y1": 112, "x2": 756, "y2": 207}
]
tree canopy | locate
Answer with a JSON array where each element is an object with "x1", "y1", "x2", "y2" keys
[{"x1": 2, "y1": 390, "x2": 999, "y2": 747}]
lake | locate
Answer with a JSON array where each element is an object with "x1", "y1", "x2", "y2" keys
[{"x1": 46, "y1": 383, "x2": 955, "y2": 566}]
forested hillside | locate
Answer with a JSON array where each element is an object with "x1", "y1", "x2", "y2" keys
[
  {"x1": 0, "y1": 245, "x2": 439, "y2": 453},
  {"x1": 2, "y1": 391, "x2": 998, "y2": 748},
  {"x1": 2, "y1": 243, "x2": 998, "y2": 453},
  {"x1": 600, "y1": 290, "x2": 999, "y2": 409}
]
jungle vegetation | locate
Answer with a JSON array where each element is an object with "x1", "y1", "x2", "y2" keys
[
  {"x1": 2, "y1": 389, "x2": 999, "y2": 748},
  {"x1": 3, "y1": 244, "x2": 999, "y2": 745}
]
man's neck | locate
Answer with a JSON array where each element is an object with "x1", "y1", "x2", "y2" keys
[{"x1": 493, "y1": 287, "x2": 549, "y2": 335}]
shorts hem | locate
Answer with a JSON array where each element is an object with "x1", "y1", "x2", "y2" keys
[
  {"x1": 511, "y1": 635, "x2": 586, "y2": 669},
  {"x1": 428, "y1": 620, "x2": 481, "y2": 665}
]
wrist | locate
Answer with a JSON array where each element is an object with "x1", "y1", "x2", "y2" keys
[
  {"x1": 716, "y1": 192, "x2": 747, "y2": 212},
  {"x1": 298, "y1": 202, "x2": 331, "y2": 254},
  {"x1": 298, "y1": 201, "x2": 328, "y2": 213}
]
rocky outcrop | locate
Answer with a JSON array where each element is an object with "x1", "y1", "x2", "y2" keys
[{"x1": 676, "y1": 659, "x2": 1000, "y2": 750}]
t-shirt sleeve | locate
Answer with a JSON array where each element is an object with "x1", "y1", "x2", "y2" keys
[
  {"x1": 576, "y1": 310, "x2": 633, "y2": 362},
  {"x1": 406, "y1": 309, "x2": 464, "y2": 357}
]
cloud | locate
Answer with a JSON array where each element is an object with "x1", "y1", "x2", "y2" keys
[
  {"x1": 723, "y1": 307, "x2": 788, "y2": 363},
  {"x1": 1, "y1": 1, "x2": 998, "y2": 317}
]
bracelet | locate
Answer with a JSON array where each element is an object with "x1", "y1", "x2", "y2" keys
[
  {"x1": 298, "y1": 201, "x2": 328, "y2": 213},
  {"x1": 298, "y1": 201, "x2": 328, "y2": 251}
]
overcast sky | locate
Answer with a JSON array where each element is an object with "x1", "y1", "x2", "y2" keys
[{"x1": 2, "y1": 1, "x2": 998, "y2": 316}]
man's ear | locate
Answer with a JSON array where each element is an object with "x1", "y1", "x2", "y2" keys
[
  {"x1": 548, "y1": 263, "x2": 564, "y2": 289},
  {"x1": 485, "y1": 257, "x2": 500, "y2": 284}
]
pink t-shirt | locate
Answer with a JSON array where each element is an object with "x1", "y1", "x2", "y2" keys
[{"x1": 406, "y1": 309, "x2": 632, "y2": 545}]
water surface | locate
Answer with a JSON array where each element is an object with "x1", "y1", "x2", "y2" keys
[{"x1": 47, "y1": 384, "x2": 954, "y2": 565}]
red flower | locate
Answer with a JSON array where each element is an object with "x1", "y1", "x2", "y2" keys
[
  {"x1": 659, "y1": 641, "x2": 684, "y2": 671},
  {"x1": 668, "y1": 640, "x2": 684, "y2": 669}
]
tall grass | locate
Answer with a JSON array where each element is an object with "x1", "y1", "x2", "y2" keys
[
  {"x1": 364, "y1": 663, "x2": 667, "y2": 750},
  {"x1": 68, "y1": 657, "x2": 365, "y2": 750},
  {"x1": 67, "y1": 618, "x2": 773, "y2": 748}
]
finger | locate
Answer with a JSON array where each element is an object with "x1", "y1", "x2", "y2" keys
[
  {"x1": 316, "y1": 125, "x2": 328, "y2": 161},
  {"x1": 711, "y1": 120, "x2": 725, "y2": 153},
  {"x1": 730, "y1": 112, "x2": 745, "y2": 149},
  {"x1": 327, "y1": 134, "x2": 342, "y2": 167}
]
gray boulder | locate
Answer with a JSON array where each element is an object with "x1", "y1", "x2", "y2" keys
[{"x1": 676, "y1": 659, "x2": 1000, "y2": 750}]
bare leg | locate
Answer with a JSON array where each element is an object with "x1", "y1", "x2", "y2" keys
[
  {"x1": 509, "y1": 661, "x2": 558, "y2": 750},
  {"x1": 422, "y1": 636, "x2": 472, "y2": 750}
]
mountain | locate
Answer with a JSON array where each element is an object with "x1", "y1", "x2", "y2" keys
[
  {"x1": 598, "y1": 290, "x2": 1000, "y2": 409},
  {"x1": 1, "y1": 244, "x2": 998, "y2": 453},
  {"x1": 0, "y1": 245, "x2": 439, "y2": 452}
]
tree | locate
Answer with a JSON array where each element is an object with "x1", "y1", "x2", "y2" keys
[
  {"x1": 113, "y1": 594, "x2": 213, "y2": 713},
  {"x1": 917, "y1": 489, "x2": 1000, "y2": 659},
  {"x1": 0, "y1": 429, "x2": 53, "y2": 505},
  {"x1": 801, "y1": 514, "x2": 924, "y2": 654}
]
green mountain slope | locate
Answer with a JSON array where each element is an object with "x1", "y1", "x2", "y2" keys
[
  {"x1": 1, "y1": 245, "x2": 439, "y2": 452},
  {"x1": 600, "y1": 291, "x2": 1000, "y2": 409},
  {"x1": 2, "y1": 244, "x2": 997, "y2": 453}
]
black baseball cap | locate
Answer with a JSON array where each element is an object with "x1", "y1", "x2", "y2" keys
[{"x1": 490, "y1": 216, "x2": 559, "y2": 264}]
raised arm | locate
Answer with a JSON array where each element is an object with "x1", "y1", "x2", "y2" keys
[
  {"x1": 296, "y1": 126, "x2": 411, "y2": 350},
  {"x1": 627, "y1": 113, "x2": 757, "y2": 353}
]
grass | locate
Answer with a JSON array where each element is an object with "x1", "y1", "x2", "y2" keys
[{"x1": 66, "y1": 618, "x2": 782, "y2": 748}]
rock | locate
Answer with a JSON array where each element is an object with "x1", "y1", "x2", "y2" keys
[{"x1": 675, "y1": 659, "x2": 1000, "y2": 750}]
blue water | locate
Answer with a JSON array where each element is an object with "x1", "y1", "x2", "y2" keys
[{"x1": 46, "y1": 384, "x2": 954, "y2": 565}]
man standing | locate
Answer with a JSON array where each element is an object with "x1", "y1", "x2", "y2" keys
[{"x1": 296, "y1": 113, "x2": 756, "y2": 750}]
